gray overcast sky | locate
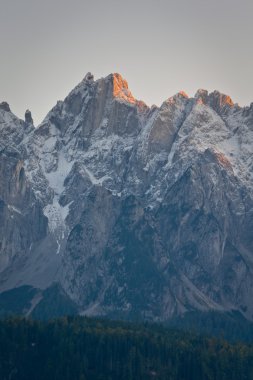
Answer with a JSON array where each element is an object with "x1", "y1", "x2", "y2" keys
[{"x1": 0, "y1": 0, "x2": 252, "y2": 125}]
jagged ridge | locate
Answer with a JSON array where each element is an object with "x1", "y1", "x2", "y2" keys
[{"x1": 0, "y1": 73, "x2": 253, "y2": 322}]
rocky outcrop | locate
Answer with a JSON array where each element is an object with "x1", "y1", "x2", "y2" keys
[
  {"x1": 0, "y1": 73, "x2": 253, "y2": 321},
  {"x1": 25, "y1": 109, "x2": 33, "y2": 125},
  {"x1": 0, "y1": 106, "x2": 47, "y2": 276},
  {"x1": 0, "y1": 102, "x2": 11, "y2": 112}
]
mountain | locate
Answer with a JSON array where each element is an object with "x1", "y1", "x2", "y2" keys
[{"x1": 0, "y1": 72, "x2": 253, "y2": 321}]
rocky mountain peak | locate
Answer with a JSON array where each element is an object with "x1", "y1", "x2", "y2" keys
[
  {"x1": 194, "y1": 89, "x2": 234, "y2": 110},
  {"x1": 25, "y1": 109, "x2": 33, "y2": 125},
  {"x1": 1, "y1": 72, "x2": 253, "y2": 323},
  {"x1": 0, "y1": 101, "x2": 11, "y2": 112},
  {"x1": 83, "y1": 72, "x2": 94, "y2": 85},
  {"x1": 178, "y1": 91, "x2": 189, "y2": 98},
  {"x1": 210, "y1": 90, "x2": 234, "y2": 107},
  {"x1": 195, "y1": 89, "x2": 209, "y2": 104},
  {"x1": 111, "y1": 73, "x2": 138, "y2": 105}
]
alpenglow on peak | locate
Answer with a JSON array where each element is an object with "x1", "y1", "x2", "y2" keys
[{"x1": 0, "y1": 71, "x2": 253, "y2": 323}]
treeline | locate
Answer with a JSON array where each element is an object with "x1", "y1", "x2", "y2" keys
[
  {"x1": 169, "y1": 310, "x2": 253, "y2": 343},
  {"x1": 0, "y1": 316, "x2": 253, "y2": 380}
]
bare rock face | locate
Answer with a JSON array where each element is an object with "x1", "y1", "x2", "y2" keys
[
  {"x1": 0, "y1": 102, "x2": 11, "y2": 112},
  {"x1": 0, "y1": 73, "x2": 253, "y2": 321},
  {"x1": 0, "y1": 106, "x2": 47, "y2": 282},
  {"x1": 25, "y1": 109, "x2": 33, "y2": 125}
]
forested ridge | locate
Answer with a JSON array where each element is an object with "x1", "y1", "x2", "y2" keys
[{"x1": 0, "y1": 316, "x2": 253, "y2": 380}]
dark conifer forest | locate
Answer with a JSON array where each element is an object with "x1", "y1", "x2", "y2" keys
[{"x1": 0, "y1": 316, "x2": 253, "y2": 380}]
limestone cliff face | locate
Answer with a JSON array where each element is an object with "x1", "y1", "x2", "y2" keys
[
  {"x1": 0, "y1": 106, "x2": 47, "y2": 275},
  {"x1": 0, "y1": 74, "x2": 253, "y2": 321}
]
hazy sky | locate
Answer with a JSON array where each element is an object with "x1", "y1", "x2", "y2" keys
[{"x1": 0, "y1": 0, "x2": 252, "y2": 125}]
